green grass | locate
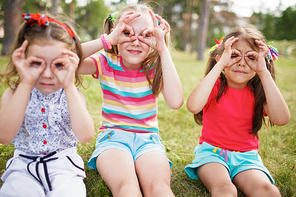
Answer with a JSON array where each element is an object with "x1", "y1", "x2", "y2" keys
[{"x1": 0, "y1": 49, "x2": 296, "y2": 196}]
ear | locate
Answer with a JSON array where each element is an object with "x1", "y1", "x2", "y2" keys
[{"x1": 215, "y1": 54, "x2": 220, "y2": 62}]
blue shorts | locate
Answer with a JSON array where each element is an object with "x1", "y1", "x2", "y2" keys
[
  {"x1": 184, "y1": 142, "x2": 275, "y2": 184},
  {"x1": 88, "y1": 129, "x2": 172, "y2": 171}
]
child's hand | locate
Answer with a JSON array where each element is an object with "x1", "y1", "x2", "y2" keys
[
  {"x1": 245, "y1": 40, "x2": 269, "y2": 74},
  {"x1": 217, "y1": 36, "x2": 241, "y2": 68},
  {"x1": 51, "y1": 50, "x2": 79, "y2": 88},
  {"x1": 108, "y1": 11, "x2": 140, "y2": 45},
  {"x1": 12, "y1": 40, "x2": 45, "y2": 86},
  {"x1": 138, "y1": 10, "x2": 170, "y2": 53}
]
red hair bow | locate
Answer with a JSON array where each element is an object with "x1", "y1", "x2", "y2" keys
[
  {"x1": 22, "y1": 13, "x2": 76, "y2": 42},
  {"x1": 22, "y1": 13, "x2": 49, "y2": 28}
]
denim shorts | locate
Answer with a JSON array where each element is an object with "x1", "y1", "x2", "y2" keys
[
  {"x1": 88, "y1": 129, "x2": 172, "y2": 171},
  {"x1": 184, "y1": 142, "x2": 275, "y2": 184}
]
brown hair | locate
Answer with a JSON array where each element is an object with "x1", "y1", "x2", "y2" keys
[
  {"x1": 103, "y1": 3, "x2": 171, "y2": 96},
  {"x1": 1, "y1": 12, "x2": 83, "y2": 89},
  {"x1": 194, "y1": 25, "x2": 275, "y2": 137}
]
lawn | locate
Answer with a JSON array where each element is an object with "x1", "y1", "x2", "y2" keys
[{"x1": 0, "y1": 49, "x2": 295, "y2": 196}]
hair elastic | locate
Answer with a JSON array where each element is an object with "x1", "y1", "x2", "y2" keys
[
  {"x1": 266, "y1": 41, "x2": 279, "y2": 62},
  {"x1": 100, "y1": 34, "x2": 109, "y2": 50},
  {"x1": 103, "y1": 34, "x2": 112, "y2": 50},
  {"x1": 108, "y1": 12, "x2": 118, "y2": 21},
  {"x1": 209, "y1": 36, "x2": 224, "y2": 54},
  {"x1": 22, "y1": 13, "x2": 76, "y2": 43}
]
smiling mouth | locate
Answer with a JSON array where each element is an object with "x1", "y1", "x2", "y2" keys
[{"x1": 128, "y1": 50, "x2": 141, "y2": 55}]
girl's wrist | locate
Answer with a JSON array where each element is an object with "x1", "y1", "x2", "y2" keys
[
  {"x1": 18, "y1": 81, "x2": 35, "y2": 91},
  {"x1": 158, "y1": 46, "x2": 169, "y2": 56},
  {"x1": 257, "y1": 68, "x2": 270, "y2": 78},
  {"x1": 101, "y1": 34, "x2": 112, "y2": 50},
  {"x1": 107, "y1": 34, "x2": 116, "y2": 46},
  {"x1": 63, "y1": 84, "x2": 77, "y2": 92}
]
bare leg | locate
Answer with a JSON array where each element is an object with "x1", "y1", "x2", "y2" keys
[
  {"x1": 198, "y1": 163, "x2": 237, "y2": 197},
  {"x1": 96, "y1": 149, "x2": 142, "y2": 197},
  {"x1": 135, "y1": 151, "x2": 174, "y2": 197},
  {"x1": 233, "y1": 169, "x2": 281, "y2": 197}
]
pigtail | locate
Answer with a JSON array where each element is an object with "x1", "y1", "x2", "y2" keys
[{"x1": 103, "y1": 15, "x2": 118, "y2": 54}]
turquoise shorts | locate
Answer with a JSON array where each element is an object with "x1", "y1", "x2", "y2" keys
[
  {"x1": 184, "y1": 142, "x2": 274, "y2": 184},
  {"x1": 88, "y1": 129, "x2": 172, "y2": 171}
]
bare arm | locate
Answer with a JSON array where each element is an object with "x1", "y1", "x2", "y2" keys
[
  {"x1": 0, "y1": 41, "x2": 45, "y2": 144},
  {"x1": 259, "y1": 70, "x2": 290, "y2": 125},
  {"x1": 159, "y1": 48, "x2": 184, "y2": 109},
  {"x1": 187, "y1": 37, "x2": 240, "y2": 114},
  {"x1": 52, "y1": 51, "x2": 95, "y2": 143},
  {"x1": 245, "y1": 40, "x2": 290, "y2": 126},
  {"x1": 0, "y1": 85, "x2": 32, "y2": 144},
  {"x1": 64, "y1": 86, "x2": 95, "y2": 143},
  {"x1": 187, "y1": 62, "x2": 224, "y2": 114},
  {"x1": 139, "y1": 11, "x2": 184, "y2": 109}
]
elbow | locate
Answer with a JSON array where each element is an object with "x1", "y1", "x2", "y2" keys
[
  {"x1": 78, "y1": 125, "x2": 95, "y2": 143},
  {"x1": 79, "y1": 132, "x2": 94, "y2": 143},
  {"x1": 170, "y1": 100, "x2": 184, "y2": 110},
  {"x1": 272, "y1": 112, "x2": 290, "y2": 126},
  {"x1": 186, "y1": 101, "x2": 201, "y2": 114},
  {"x1": 0, "y1": 137, "x2": 12, "y2": 145},
  {"x1": 168, "y1": 96, "x2": 184, "y2": 110}
]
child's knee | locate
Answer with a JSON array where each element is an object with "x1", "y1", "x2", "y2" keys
[
  {"x1": 212, "y1": 183, "x2": 237, "y2": 197},
  {"x1": 143, "y1": 178, "x2": 173, "y2": 197},
  {"x1": 258, "y1": 183, "x2": 281, "y2": 197},
  {"x1": 115, "y1": 179, "x2": 142, "y2": 197}
]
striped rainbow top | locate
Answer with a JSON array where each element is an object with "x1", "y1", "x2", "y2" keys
[{"x1": 90, "y1": 52, "x2": 159, "y2": 133}]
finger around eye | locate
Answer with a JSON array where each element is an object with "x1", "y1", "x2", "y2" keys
[
  {"x1": 231, "y1": 50, "x2": 241, "y2": 58},
  {"x1": 28, "y1": 57, "x2": 44, "y2": 68},
  {"x1": 245, "y1": 52, "x2": 258, "y2": 61}
]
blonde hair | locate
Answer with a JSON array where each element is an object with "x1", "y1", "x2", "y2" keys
[
  {"x1": 195, "y1": 25, "x2": 275, "y2": 137},
  {"x1": 1, "y1": 12, "x2": 83, "y2": 89},
  {"x1": 103, "y1": 4, "x2": 171, "y2": 96}
]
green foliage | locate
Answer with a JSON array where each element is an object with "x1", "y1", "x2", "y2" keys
[
  {"x1": 74, "y1": 0, "x2": 108, "y2": 41},
  {"x1": 253, "y1": 5, "x2": 296, "y2": 41}
]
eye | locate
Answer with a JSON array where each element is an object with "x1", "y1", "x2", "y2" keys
[
  {"x1": 55, "y1": 63, "x2": 63, "y2": 68},
  {"x1": 248, "y1": 56, "x2": 255, "y2": 60},
  {"x1": 231, "y1": 54, "x2": 238, "y2": 58},
  {"x1": 124, "y1": 31, "x2": 130, "y2": 36},
  {"x1": 32, "y1": 61, "x2": 41, "y2": 67}
]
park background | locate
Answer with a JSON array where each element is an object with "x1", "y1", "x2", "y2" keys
[{"x1": 0, "y1": 0, "x2": 295, "y2": 196}]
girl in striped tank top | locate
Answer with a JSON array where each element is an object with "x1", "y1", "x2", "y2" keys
[{"x1": 79, "y1": 3, "x2": 183, "y2": 197}]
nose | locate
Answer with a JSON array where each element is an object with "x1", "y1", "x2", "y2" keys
[
  {"x1": 238, "y1": 57, "x2": 246, "y2": 68},
  {"x1": 132, "y1": 37, "x2": 140, "y2": 45},
  {"x1": 42, "y1": 65, "x2": 54, "y2": 78}
]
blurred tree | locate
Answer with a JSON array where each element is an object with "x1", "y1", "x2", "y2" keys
[
  {"x1": 1, "y1": 0, "x2": 24, "y2": 55},
  {"x1": 251, "y1": 5, "x2": 296, "y2": 41},
  {"x1": 74, "y1": 0, "x2": 108, "y2": 41},
  {"x1": 196, "y1": 0, "x2": 209, "y2": 60},
  {"x1": 275, "y1": 6, "x2": 296, "y2": 40},
  {"x1": 51, "y1": 0, "x2": 60, "y2": 16}
]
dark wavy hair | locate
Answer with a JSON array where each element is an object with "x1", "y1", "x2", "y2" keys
[
  {"x1": 1, "y1": 12, "x2": 83, "y2": 89},
  {"x1": 194, "y1": 25, "x2": 275, "y2": 137}
]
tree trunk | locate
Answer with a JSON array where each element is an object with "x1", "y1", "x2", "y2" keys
[
  {"x1": 196, "y1": 0, "x2": 209, "y2": 60},
  {"x1": 51, "y1": 0, "x2": 60, "y2": 17},
  {"x1": 1, "y1": 0, "x2": 24, "y2": 56},
  {"x1": 69, "y1": 0, "x2": 75, "y2": 20}
]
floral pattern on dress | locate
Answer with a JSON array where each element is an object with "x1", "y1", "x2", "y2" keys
[{"x1": 12, "y1": 88, "x2": 77, "y2": 155}]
